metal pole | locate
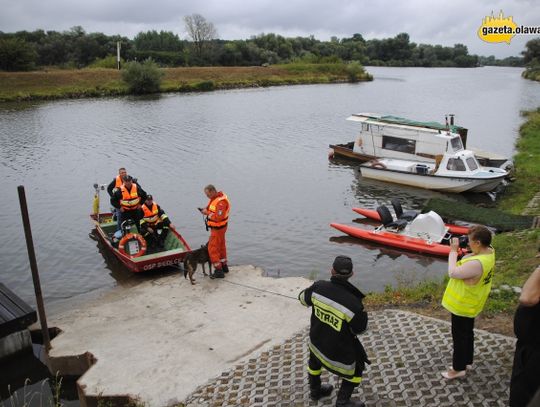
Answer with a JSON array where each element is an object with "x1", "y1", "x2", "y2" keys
[
  {"x1": 17, "y1": 185, "x2": 51, "y2": 352},
  {"x1": 117, "y1": 41, "x2": 121, "y2": 70}
]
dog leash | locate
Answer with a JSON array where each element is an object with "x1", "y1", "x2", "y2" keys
[
  {"x1": 220, "y1": 279, "x2": 298, "y2": 300},
  {"x1": 169, "y1": 263, "x2": 298, "y2": 300}
]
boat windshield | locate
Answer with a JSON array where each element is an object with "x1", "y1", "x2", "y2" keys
[
  {"x1": 446, "y1": 157, "x2": 467, "y2": 171},
  {"x1": 450, "y1": 137, "x2": 464, "y2": 152},
  {"x1": 466, "y1": 156, "x2": 479, "y2": 171}
]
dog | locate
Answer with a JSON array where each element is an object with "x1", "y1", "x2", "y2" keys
[{"x1": 183, "y1": 244, "x2": 211, "y2": 285}]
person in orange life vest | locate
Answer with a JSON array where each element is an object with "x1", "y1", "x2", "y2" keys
[
  {"x1": 111, "y1": 175, "x2": 147, "y2": 234},
  {"x1": 107, "y1": 167, "x2": 127, "y2": 197},
  {"x1": 107, "y1": 167, "x2": 127, "y2": 227},
  {"x1": 200, "y1": 184, "x2": 230, "y2": 279},
  {"x1": 139, "y1": 195, "x2": 173, "y2": 249}
]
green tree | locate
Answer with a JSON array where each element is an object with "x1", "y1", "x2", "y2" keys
[
  {"x1": 0, "y1": 37, "x2": 37, "y2": 71},
  {"x1": 121, "y1": 59, "x2": 163, "y2": 94},
  {"x1": 134, "y1": 30, "x2": 183, "y2": 52},
  {"x1": 522, "y1": 38, "x2": 540, "y2": 65}
]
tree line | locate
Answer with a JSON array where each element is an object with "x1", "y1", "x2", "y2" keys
[{"x1": 0, "y1": 15, "x2": 531, "y2": 72}]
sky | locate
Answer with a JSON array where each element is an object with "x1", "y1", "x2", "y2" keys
[{"x1": 1, "y1": 0, "x2": 539, "y2": 58}]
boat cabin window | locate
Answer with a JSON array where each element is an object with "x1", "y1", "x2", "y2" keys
[
  {"x1": 362, "y1": 123, "x2": 370, "y2": 132},
  {"x1": 446, "y1": 157, "x2": 467, "y2": 171},
  {"x1": 466, "y1": 157, "x2": 479, "y2": 171},
  {"x1": 450, "y1": 137, "x2": 464, "y2": 152},
  {"x1": 382, "y1": 135, "x2": 416, "y2": 154}
]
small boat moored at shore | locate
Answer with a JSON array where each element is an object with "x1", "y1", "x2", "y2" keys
[
  {"x1": 331, "y1": 207, "x2": 469, "y2": 257},
  {"x1": 329, "y1": 113, "x2": 512, "y2": 170},
  {"x1": 352, "y1": 207, "x2": 470, "y2": 235},
  {"x1": 359, "y1": 149, "x2": 507, "y2": 193}
]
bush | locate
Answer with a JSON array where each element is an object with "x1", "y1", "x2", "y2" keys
[
  {"x1": 126, "y1": 50, "x2": 186, "y2": 67},
  {"x1": 121, "y1": 59, "x2": 163, "y2": 94},
  {"x1": 346, "y1": 61, "x2": 364, "y2": 82},
  {"x1": 89, "y1": 55, "x2": 123, "y2": 69}
]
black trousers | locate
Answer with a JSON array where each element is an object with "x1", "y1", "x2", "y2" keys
[
  {"x1": 451, "y1": 313, "x2": 475, "y2": 371},
  {"x1": 509, "y1": 342, "x2": 540, "y2": 407}
]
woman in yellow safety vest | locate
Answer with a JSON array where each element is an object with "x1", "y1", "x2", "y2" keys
[{"x1": 441, "y1": 225, "x2": 495, "y2": 379}]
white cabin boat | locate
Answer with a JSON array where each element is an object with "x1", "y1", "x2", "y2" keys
[
  {"x1": 330, "y1": 113, "x2": 512, "y2": 170},
  {"x1": 360, "y1": 150, "x2": 507, "y2": 193}
]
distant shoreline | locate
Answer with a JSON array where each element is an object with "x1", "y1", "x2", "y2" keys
[{"x1": 0, "y1": 64, "x2": 372, "y2": 103}]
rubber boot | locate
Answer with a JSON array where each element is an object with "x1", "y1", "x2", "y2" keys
[
  {"x1": 336, "y1": 380, "x2": 364, "y2": 407},
  {"x1": 309, "y1": 374, "x2": 334, "y2": 401},
  {"x1": 222, "y1": 263, "x2": 229, "y2": 273},
  {"x1": 210, "y1": 267, "x2": 225, "y2": 279}
]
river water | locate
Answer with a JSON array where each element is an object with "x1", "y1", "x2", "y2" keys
[{"x1": 1, "y1": 66, "x2": 540, "y2": 312}]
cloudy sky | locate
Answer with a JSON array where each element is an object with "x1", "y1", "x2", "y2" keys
[{"x1": 1, "y1": 0, "x2": 539, "y2": 58}]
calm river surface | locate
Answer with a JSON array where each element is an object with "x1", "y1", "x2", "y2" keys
[{"x1": 1, "y1": 66, "x2": 540, "y2": 311}]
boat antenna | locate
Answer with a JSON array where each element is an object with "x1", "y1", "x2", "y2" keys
[{"x1": 445, "y1": 115, "x2": 449, "y2": 130}]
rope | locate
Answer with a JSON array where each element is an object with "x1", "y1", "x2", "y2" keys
[
  {"x1": 169, "y1": 262, "x2": 299, "y2": 300},
  {"x1": 220, "y1": 279, "x2": 299, "y2": 300}
]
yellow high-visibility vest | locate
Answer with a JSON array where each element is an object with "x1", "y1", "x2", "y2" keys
[{"x1": 442, "y1": 249, "x2": 495, "y2": 318}]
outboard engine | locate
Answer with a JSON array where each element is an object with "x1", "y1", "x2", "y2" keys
[{"x1": 408, "y1": 211, "x2": 448, "y2": 243}]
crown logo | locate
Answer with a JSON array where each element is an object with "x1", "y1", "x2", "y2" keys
[{"x1": 478, "y1": 11, "x2": 517, "y2": 44}]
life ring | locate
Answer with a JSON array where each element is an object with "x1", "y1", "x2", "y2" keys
[
  {"x1": 370, "y1": 160, "x2": 387, "y2": 169},
  {"x1": 118, "y1": 233, "x2": 147, "y2": 258}
]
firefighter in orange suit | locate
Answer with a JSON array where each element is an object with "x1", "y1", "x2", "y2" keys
[{"x1": 200, "y1": 184, "x2": 230, "y2": 279}]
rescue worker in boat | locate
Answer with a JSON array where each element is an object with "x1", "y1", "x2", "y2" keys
[
  {"x1": 111, "y1": 175, "x2": 147, "y2": 234},
  {"x1": 298, "y1": 256, "x2": 370, "y2": 407},
  {"x1": 199, "y1": 184, "x2": 230, "y2": 279},
  {"x1": 107, "y1": 167, "x2": 139, "y2": 229},
  {"x1": 139, "y1": 195, "x2": 173, "y2": 249},
  {"x1": 107, "y1": 167, "x2": 127, "y2": 197}
]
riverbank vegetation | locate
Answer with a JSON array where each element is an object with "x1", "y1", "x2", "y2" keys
[
  {"x1": 522, "y1": 38, "x2": 540, "y2": 81},
  {"x1": 0, "y1": 62, "x2": 372, "y2": 102},
  {"x1": 0, "y1": 19, "x2": 521, "y2": 73},
  {"x1": 365, "y1": 108, "x2": 540, "y2": 334}
]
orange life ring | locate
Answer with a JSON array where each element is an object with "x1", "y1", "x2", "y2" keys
[
  {"x1": 118, "y1": 233, "x2": 147, "y2": 258},
  {"x1": 371, "y1": 160, "x2": 387, "y2": 169}
]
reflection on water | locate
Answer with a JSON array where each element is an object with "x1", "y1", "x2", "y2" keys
[{"x1": 1, "y1": 67, "x2": 540, "y2": 310}]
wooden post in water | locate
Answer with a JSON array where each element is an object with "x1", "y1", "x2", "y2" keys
[{"x1": 17, "y1": 185, "x2": 51, "y2": 352}]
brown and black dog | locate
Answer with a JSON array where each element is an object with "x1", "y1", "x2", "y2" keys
[{"x1": 183, "y1": 244, "x2": 211, "y2": 285}]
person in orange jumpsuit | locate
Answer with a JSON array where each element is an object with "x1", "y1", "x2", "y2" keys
[{"x1": 200, "y1": 184, "x2": 230, "y2": 279}]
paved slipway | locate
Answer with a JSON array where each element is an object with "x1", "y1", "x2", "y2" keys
[{"x1": 45, "y1": 266, "x2": 515, "y2": 407}]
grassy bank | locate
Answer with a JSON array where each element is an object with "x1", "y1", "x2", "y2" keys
[
  {"x1": 365, "y1": 109, "x2": 540, "y2": 331},
  {"x1": 0, "y1": 63, "x2": 372, "y2": 102},
  {"x1": 522, "y1": 65, "x2": 540, "y2": 81}
]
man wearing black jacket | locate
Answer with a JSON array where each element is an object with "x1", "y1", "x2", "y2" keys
[{"x1": 298, "y1": 256, "x2": 369, "y2": 407}]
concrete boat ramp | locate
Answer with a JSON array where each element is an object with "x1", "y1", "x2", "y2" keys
[
  {"x1": 45, "y1": 266, "x2": 312, "y2": 406},
  {"x1": 43, "y1": 266, "x2": 516, "y2": 406}
]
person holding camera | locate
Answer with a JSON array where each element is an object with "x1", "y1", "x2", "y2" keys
[{"x1": 441, "y1": 225, "x2": 495, "y2": 379}]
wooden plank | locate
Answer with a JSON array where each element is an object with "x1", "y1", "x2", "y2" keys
[
  {"x1": 0, "y1": 283, "x2": 34, "y2": 314},
  {"x1": 0, "y1": 283, "x2": 37, "y2": 337}
]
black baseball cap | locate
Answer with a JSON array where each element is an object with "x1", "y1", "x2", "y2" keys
[{"x1": 333, "y1": 256, "x2": 353, "y2": 276}]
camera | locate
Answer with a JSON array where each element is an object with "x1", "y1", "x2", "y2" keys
[{"x1": 458, "y1": 235, "x2": 469, "y2": 249}]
